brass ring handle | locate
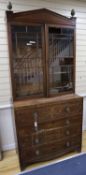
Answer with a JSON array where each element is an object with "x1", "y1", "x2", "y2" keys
[{"x1": 65, "y1": 106, "x2": 70, "y2": 113}]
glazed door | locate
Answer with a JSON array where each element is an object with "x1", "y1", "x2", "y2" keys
[
  {"x1": 11, "y1": 25, "x2": 44, "y2": 99},
  {"x1": 47, "y1": 26, "x2": 75, "y2": 96}
]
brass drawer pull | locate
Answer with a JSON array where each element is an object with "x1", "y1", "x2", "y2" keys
[
  {"x1": 35, "y1": 138, "x2": 39, "y2": 144},
  {"x1": 33, "y1": 112, "x2": 38, "y2": 131},
  {"x1": 66, "y1": 141, "x2": 70, "y2": 147},
  {"x1": 66, "y1": 119, "x2": 70, "y2": 125},
  {"x1": 35, "y1": 150, "x2": 40, "y2": 156},
  {"x1": 34, "y1": 121, "x2": 38, "y2": 132},
  {"x1": 34, "y1": 121, "x2": 38, "y2": 128},
  {"x1": 66, "y1": 130, "x2": 70, "y2": 136},
  {"x1": 65, "y1": 106, "x2": 70, "y2": 113}
]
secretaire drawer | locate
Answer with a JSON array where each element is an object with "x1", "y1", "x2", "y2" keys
[
  {"x1": 37, "y1": 115, "x2": 82, "y2": 130},
  {"x1": 15, "y1": 112, "x2": 82, "y2": 133},
  {"x1": 37, "y1": 100, "x2": 82, "y2": 123},
  {"x1": 15, "y1": 98, "x2": 82, "y2": 126}
]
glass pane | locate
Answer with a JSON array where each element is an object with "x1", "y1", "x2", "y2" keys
[
  {"x1": 48, "y1": 27, "x2": 74, "y2": 95},
  {"x1": 12, "y1": 25, "x2": 43, "y2": 98}
]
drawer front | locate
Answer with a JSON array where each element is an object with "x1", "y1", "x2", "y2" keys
[
  {"x1": 18, "y1": 123, "x2": 82, "y2": 148},
  {"x1": 32, "y1": 123, "x2": 82, "y2": 146},
  {"x1": 20, "y1": 136, "x2": 81, "y2": 164},
  {"x1": 16, "y1": 113, "x2": 82, "y2": 134},
  {"x1": 38, "y1": 115, "x2": 82, "y2": 130},
  {"x1": 37, "y1": 100, "x2": 82, "y2": 123},
  {"x1": 15, "y1": 99, "x2": 82, "y2": 127}
]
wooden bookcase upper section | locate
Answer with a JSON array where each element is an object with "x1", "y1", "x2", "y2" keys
[{"x1": 6, "y1": 8, "x2": 76, "y2": 101}]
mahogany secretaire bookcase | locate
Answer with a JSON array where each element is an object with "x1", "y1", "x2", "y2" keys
[{"x1": 6, "y1": 8, "x2": 83, "y2": 170}]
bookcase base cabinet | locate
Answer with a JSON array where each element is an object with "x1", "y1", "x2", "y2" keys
[{"x1": 14, "y1": 94, "x2": 83, "y2": 170}]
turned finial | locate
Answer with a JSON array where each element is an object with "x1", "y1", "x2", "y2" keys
[
  {"x1": 7, "y1": 2, "x2": 12, "y2": 10},
  {"x1": 71, "y1": 9, "x2": 75, "y2": 17}
]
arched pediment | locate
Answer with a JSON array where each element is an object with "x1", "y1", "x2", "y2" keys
[{"x1": 6, "y1": 8, "x2": 76, "y2": 26}]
